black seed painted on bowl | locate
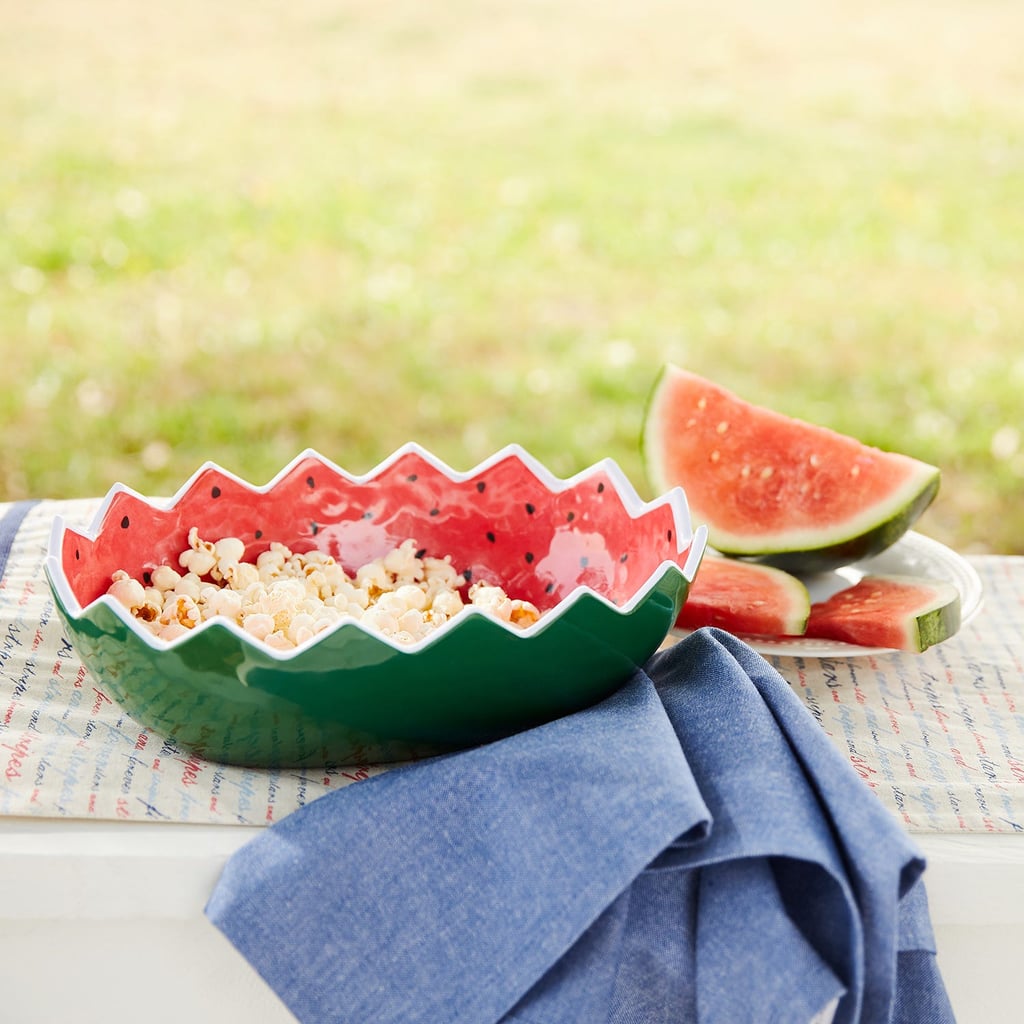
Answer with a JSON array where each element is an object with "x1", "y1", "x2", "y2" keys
[
  {"x1": 545, "y1": 582, "x2": 554, "y2": 594},
  {"x1": 667, "y1": 529, "x2": 673, "y2": 541},
  {"x1": 525, "y1": 552, "x2": 534, "y2": 564},
  {"x1": 567, "y1": 511, "x2": 575, "y2": 522},
  {"x1": 476, "y1": 481, "x2": 486, "y2": 492},
  {"x1": 463, "y1": 569, "x2": 473, "y2": 582},
  {"x1": 525, "y1": 503, "x2": 535, "y2": 514},
  {"x1": 75, "y1": 549, "x2": 80, "y2": 560},
  {"x1": 620, "y1": 553, "x2": 628, "y2": 562},
  {"x1": 580, "y1": 556, "x2": 589, "y2": 568},
  {"x1": 416, "y1": 548, "x2": 427, "y2": 559},
  {"x1": 597, "y1": 482, "x2": 605, "y2": 493},
  {"x1": 362, "y1": 511, "x2": 373, "y2": 520},
  {"x1": 306, "y1": 475, "x2": 315, "y2": 489},
  {"x1": 255, "y1": 530, "x2": 263, "y2": 540},
  {"x1": 407, "y1": 473, "x2": 418, "y2": 482},
  {"x1": 486, "y1": 531, "x2": 496, "y2": 543},
  {"x1": 211, "y1": 486, "x2": 222, "y2": 499},
  {"x1": 143, "y1": 571, "x2": 152, "y2": 585},
  {"x1": 120, "y1": 516, "x2": 130, "y2": 529},
  {"x1": 429, "y1": 508, "x2": 440, "y2": 517},
  {"x1": 311, "y1": 521, "x2": 320, "y2": 535}
]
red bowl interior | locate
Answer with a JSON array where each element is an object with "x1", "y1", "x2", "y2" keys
[{"x1": 61, "y1": 449, "x2": 688, "y2": 614}]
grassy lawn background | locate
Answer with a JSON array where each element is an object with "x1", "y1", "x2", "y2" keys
[{"x1": 3, "y1": 0, "x2": 1023, "y2": 553}]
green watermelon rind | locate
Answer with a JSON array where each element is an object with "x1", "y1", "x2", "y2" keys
[
  {"x1": 805, "y1": 574, "x2": 962, "y2": 653},
  {"x1": 733, "y1": 472, "x2": 940, "y2": 574},
  {"x1": 641, "y1": 364, "x2": 942, "y2": 574}
]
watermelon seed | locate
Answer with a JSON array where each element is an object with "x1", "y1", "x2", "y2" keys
[
  {"x1": 716, "y1": 421, "x2": 729, "y2": 434},
  {"x1": 697, "y1": 397, "x2": 707, "y2": 410},
  {"x1": 760, "y1": 467, "x2": 774, "y2": 480},
  {"x1": 710, "y1": 450, "x2": 720, "y2": 463},
  {"x1": 809, "y1": 454, "x2": 821, "y2": 467},
  {"x1": 740, "y1": 465, "x2": 751, "y2": 478},
  {"x1": 851, "y1": 465, "x2": 861, "y2": 477}
]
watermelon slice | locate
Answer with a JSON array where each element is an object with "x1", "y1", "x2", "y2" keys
[
  {"x1": 675, "y1": 555, "x2": 810, "y2": 637},
  {"x1": 642, "y1": 365, "x2": 941, "y2": 572},
  {"x1": 803, "y1": 574, "x2": 961, "y2": 652}
]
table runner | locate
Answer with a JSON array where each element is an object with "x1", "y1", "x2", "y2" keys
[{"x1": 1, "y1": 499, "x2": 1022, "y2": 832}]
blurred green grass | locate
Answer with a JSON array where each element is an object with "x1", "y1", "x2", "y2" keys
[{"x1": 2, "y1": 1, "x2": 1023, "y2": 552}]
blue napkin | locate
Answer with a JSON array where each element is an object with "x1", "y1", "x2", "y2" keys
[
  {"x1": 206, "y1": 628, "x2": 954, "y2": 1024},
  {"x1": 0, "y1": 500, "x2": 39, "y2": 579}
]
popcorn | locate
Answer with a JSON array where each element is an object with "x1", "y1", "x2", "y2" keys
[
  {"x1": 107, "y1": 531, "x2": 542, "y2": 650},
  {"x1": 157, "y1": 621, "x2": 191, "y2": 642},
  {"x1": 178, "y1": 527, "x2": 218, "y2": 577},
  {"x1": 210, "y1": 537, "x2": 245, "y2": 581},
  {"x1": 150, "y1": 564, "x2": 181, "y2": 591},
  {"x1": 467, "y1": 581, "x2": 513, "y2": 620},
  {"x1": 107, "y1": 570, "x2": 146, "y2": 613},
  {"x1": 242, "y1": 612, "x2": 276, "y2": 642},
  {"x1": 430, "y1": 589, "x2": 464, "y2": 622}
]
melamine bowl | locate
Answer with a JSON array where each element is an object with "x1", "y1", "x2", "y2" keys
[{"x1": 45, "y1": 444, "x2": 707, "y2": 767}]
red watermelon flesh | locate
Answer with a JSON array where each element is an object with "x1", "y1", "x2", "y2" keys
[
  {"x1": 643, "y1": 365, "x2": 941, "y2": 572},
  {"x1": 675, "y1": 554, "x2": 810, "y2": 637},
  {"x1": 803, "y1": 574, "x2": 961, "y2": 652}
]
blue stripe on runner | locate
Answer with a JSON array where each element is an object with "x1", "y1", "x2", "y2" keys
[{"x1": 0, "y1": 500, "x2": 41, "y2": 580}]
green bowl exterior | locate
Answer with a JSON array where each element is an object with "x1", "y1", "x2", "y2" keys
[{"x1": 47, "y1": 562, "x2": 689, "y2": 768}]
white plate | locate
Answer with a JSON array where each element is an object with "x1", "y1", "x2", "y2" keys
[{"x1": 671, "y1": 531, "x2": 984, "y2": 659}]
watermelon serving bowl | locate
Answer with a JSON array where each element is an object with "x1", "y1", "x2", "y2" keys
[{"x1": 44, "y1": 444, "x2": 707, "y2": 768}]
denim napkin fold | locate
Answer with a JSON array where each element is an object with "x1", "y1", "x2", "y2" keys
[
  {"x1": 0, "y1": 500, "x2": 39, "y2": 579},
  {"x1": 205, "y1": 628, "x2": 954, "y2": 1024}
]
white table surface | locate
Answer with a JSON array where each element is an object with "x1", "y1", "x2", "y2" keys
[{"x1": 1, "y1": 816, "x2": 1023, "y2": 1024}]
